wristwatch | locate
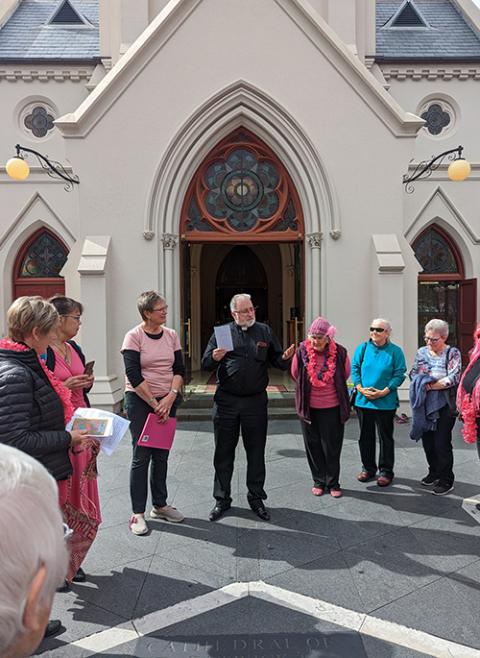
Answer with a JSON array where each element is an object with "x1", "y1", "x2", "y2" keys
[{"x1": 170, "y1": 388, "x2": 179, "y2": 395}]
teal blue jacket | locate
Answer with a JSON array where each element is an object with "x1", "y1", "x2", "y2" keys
[{"x1": 351, "y1": 340, "x2": 406, "y2": 410}]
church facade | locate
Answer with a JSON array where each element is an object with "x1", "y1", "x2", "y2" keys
[{"x1": 1, "y1": 0, "x2": 479, "y2": 409}]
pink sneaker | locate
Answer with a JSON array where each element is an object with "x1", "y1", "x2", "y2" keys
[
  {"x1": 311, "y1": 486, "x2": 325, "y2": 496},
  {"x1": 329, "y1": 488, "x2": 343, "y2": 498}
]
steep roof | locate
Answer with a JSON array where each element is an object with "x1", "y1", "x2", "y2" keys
[
  {"x1": 376, "y1": 0, "x2": 480, "y2": 61},
  {"x1": 0, "y1": 0, "x2": 99, "y2": 62}
]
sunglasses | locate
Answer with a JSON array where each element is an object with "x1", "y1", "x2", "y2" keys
[{"x1": 370, "y1": 327, "x2": 385, "y2": 333}]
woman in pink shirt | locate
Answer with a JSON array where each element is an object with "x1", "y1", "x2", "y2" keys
[
  {"x1": 121, "y1": 291, "x2": 185, "y2": 535},
  {"x1": 46, "y1": 296, "x2": 99, "y2": 589},
  {"x1": 291, "y1": 317, "x2": 350, "y2": 498}
]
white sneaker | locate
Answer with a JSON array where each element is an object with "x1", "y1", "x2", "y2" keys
[
  {"x1": 129, "y1": 514, "x2": 148, "y2": 535},
  {"x1": 150, "y1": 505, "x2": 185, "y2": 523}
]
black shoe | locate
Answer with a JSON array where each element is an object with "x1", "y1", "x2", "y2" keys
[
  {"x1": 56, "y1": 580, "x2": 70, "y2": 593},
  {"x1": 251, "y1": 505, "x2": 270, "y2": 521},
  {"x1": 44, "y1": 619, "x2": 62, "y2": 638},
  {"x1": 432, "y1": 482, "x2": 454, "y2": 496},
  {"x1": 421, "y1": 473, "x2": 438, "y2": 487},
  {"x1": 209, "y1": 503, "x2": 230, "y2": 522},
  {"x1": 72, "y1": 567, "x2": 86, "y2": 583}
]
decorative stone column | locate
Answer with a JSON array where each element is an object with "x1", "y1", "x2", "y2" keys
[
  {"x1": 161, "y1": 233, "x2": 178, "y2": 330},
  {"x1": 307, "y1": 232, "x2": 323, "y2": 320}
]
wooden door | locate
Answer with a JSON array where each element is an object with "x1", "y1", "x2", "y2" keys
[{"x1": 458, "y1": 278, "x2": 477, "y2": 364}]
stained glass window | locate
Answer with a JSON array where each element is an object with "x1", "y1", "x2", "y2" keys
[
  {"x1": 413, "y1": 228, "x2": 458, "y2": 274},
  {"x1": 19, "y1": 232, "x2": 68, "y2": 277},
  {"x1": 421, "y1": 103, "x2": 451, "y2": 136},
  {"x1": 24, "y1": 106, "x2": 55, "y2": 138},
  {"x1": 182, "y1": 129, "x2": 302, "y2": 238}
]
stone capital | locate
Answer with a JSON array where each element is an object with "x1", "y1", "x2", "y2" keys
[
  {"x1": 161, "y1": 233, "x2": 178, "y2": 250},
  {"x1": 143, "y1": 230, "x2": 155, "y2": 241},
  {"x1": 307, "y1": 232, "x2": 323, "y2": 249}
]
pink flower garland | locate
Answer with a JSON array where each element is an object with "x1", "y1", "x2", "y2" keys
[
  {"x1": 0, "y1": 338, "x2": 74, "y2": 424},
  {"x1": 305, "y1": 339, "x2": 337, "y2": 388},
  {"x1": 459, "y1": 395, "x2": 478, "y2": 444}
]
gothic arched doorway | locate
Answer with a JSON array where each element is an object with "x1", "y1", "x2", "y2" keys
[
  {"x1": 180, "y1": 127, "x2": 304, "y2": 376},
  {"x1": 12, "y1": 228, "x2": 69, "y2": 300},
  {"x1": 412, "y1": 224, "x2": 476, "y2": 363}
]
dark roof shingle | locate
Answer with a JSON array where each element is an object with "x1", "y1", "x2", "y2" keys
[
  {"x1": 376, "y1": 0, "x2": 480, "y2": 61},
  {"x1": 0, "y1": 0, "x2": 99, "y2": 61}
]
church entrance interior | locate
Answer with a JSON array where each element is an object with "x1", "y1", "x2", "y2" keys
[{"x1": 182, "y1": 240, "x2": 303, "y2": 383}]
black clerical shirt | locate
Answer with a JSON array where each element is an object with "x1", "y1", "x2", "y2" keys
[{"x1": 201, "y1": 322, "x2": 289, "y2": 397}]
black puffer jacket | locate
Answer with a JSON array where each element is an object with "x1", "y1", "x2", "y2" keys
[{"x1": 0, "y1": 345, "x2": 72, "y2": 481}]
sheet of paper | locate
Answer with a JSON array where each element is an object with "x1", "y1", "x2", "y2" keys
[
  {"x1": 66, "y1": 407, "x2": 130, "y2": 456},
  {"x1": 214, "y1": 324, "x2": 234, "y2": 351}
]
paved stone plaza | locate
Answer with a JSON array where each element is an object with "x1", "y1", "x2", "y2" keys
[{"x1": 37, "y1": 417, "x2": 480, "y2": 657}]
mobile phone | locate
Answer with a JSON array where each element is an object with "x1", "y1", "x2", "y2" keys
[{"x1": 84, "y1": 360, "x2": 95, "y2": 376}]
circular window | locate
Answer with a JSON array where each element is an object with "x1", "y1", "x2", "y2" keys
[
  {"x1": 418, "y1": 99, "x2": 456, "y2": 138},
  {"x1": 19, "y1": 101, "x2": 57, "y2": 139}
]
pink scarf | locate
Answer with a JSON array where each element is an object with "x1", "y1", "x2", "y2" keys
[
  {"x1": 0, "y1": 338, "x2": 73, "y2": 423},
  {"x1": 457, "y1": 326, "x2": 480, "y2": 444}
]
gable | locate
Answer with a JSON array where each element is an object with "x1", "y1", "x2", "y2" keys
[
  {"x1": 48, "y1": 0, "x2": 88, "y2": 26},
  {"x1": 55, "y1": 0, "x2": 423, "y2": 139}
]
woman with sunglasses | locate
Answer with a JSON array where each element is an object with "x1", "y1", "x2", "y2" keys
[
  {"x1": 351, "y1": 319, "x2": 407, "y2": 487},
  {"x1": 291, "y1": 317, "x2": 350, "y2": 498},
  {"x1": 409, "y1": 319, "x2": 461, "y2": 495}
]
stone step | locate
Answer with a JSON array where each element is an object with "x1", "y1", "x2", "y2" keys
[
  {"x1": 182, "y1": 391, "x2": 295, "y2": 409},
  {"x1": 177, "y1": 406, "x2": 298, "y2": 421}
]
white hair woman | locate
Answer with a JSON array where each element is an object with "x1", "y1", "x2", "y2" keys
[
  {"x1": 351, "y1": 318, "x2": 407, "y2": 487},
  {"x1": 0, "y1": 444, "x2": 68, "y2": 657},
  {"x1": 409, "y1": 318, "x2": 462, "y2": 495}
]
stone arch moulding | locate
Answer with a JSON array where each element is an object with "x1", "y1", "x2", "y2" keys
[
  {"x1": 404, "y1": 186, "x2": 477, "y2": 277},
  {"x1": 0, "y1": 192, "x2": 75, "y2": 331},
  {"x1": 144, "y1": 81, "x2": 340, "y2": 242}
]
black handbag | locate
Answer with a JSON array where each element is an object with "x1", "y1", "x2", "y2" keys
[
  {"x1": 445, "y1": 347, "x2": 459, "y2": 417},
  {"x1": 350, "y1": 342, "x2": 368, "y2": 408}
]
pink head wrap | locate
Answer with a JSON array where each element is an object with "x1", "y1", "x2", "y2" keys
[{"x1": 308, "y1": 316, "x2": 336, "y2": 339}]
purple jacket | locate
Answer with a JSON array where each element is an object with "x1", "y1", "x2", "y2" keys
[{"x1": 294, "y1": 342, "x2": 350, "y2": 424}]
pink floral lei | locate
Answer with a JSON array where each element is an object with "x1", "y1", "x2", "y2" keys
[
  {"x1": 304, "y1": 338, "x2": 337, "y2": 388},
  {"x1": 0, "y1": 338, "x2": 74, "y2": 424}
]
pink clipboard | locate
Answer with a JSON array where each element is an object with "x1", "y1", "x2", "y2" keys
[{"x1": 137, "y1": 414, "x2": 177, "y2": 450}]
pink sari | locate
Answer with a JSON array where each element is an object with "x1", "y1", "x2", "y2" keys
[{"x1": 54, "y1": 344, "x2": 101, "y2": 581}]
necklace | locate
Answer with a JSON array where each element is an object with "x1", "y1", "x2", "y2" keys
[
  {"x1": 55, "y1": 342, "x2": 70, "y2": 363},
  {"x1": 304, "y1": 340, "x2": 337, "y2": 388}
]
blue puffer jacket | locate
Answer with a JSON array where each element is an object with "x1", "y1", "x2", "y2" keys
[{"x1": 0, "y1": 343, "x2": 72, "y2": 481}]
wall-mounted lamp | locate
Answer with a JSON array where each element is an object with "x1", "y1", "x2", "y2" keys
[
  {"x1": 5, "y1": 144, "x2": 79, "y2": 191},
  {"x1": 403, "y1": 145, "x2": 471, "y2": 193}
]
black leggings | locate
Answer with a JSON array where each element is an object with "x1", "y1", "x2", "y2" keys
[{"x1": 125, "y1": 391, "x2": 177, "y2": 514}]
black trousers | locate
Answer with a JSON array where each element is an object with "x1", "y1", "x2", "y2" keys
[
  {"x1": 212, "y1": 390, "x2": 268, "y2": 507},
  {"x1": 421, "y1": 405, "x2": 456, "y2": 486},
  {"x1": 356, "y1": 407, "x2": 396, "y2": 478},
  {"x1": 300, "y1": 406, "x2": 344, "y2": 489},
  {"x1": 125, "y1": 391, "x2": 177, "y2": 515}
]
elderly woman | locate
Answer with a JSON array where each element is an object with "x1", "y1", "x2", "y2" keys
[
  {"x1": 121, "y1": 291, "x2": 185, "y2": 535},
  {"x1": 45, "y1": 296, "x2": 99, "y2": 589},
  {"x1": 457, "y1": 324, "x2": 480, "y2": 455},
  {"x1": 0, "y1": 445, "x2": 69, "y2": 658},
  {"x1": 351, "y1": 318, "x2": 407, "y2": 487},
  {"x1": 0, "y1": 296, "x2": 88, "y2": 638},
  {"x1": 409, "y1": 319, "x2": 461, "y2": 495},
  {"x1": 291, "y1": 317, "x2": 350, "y2": 498}
]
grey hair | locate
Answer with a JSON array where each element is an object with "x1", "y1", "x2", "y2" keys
[
  {"x1": 0, "y1": 445, "x2": 68, "y2": 653},
  {"x1": 371, "y1": 318, "x2": 392, "y2": 332},
  {"x1": 425, "y1": 318, "x2": 449, "y2": 338},
  {"x1": 137, "y1": 290, "x2": 166, "y2": 320},
  {"x1": 230, "y1": 293, "x2": 252, "y2": 312}
]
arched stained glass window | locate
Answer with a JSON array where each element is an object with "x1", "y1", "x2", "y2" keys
[
  {"x1": 19, "y1": 231, "x2": 68, "y2": 278},
  {"x1": 181, "y1": 128, "x2": 303, "y2": 241},
  {"x1": 413, "y1": 227, "x2": 459, "y2": 274}
]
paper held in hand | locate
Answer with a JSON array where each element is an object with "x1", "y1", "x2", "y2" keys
[
  {"x1": 66, "y1": 407, "x2": 130, "y2": 456},
  {"x1": 214, "y1": 323, "x2": 234, "y2": 351}
]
